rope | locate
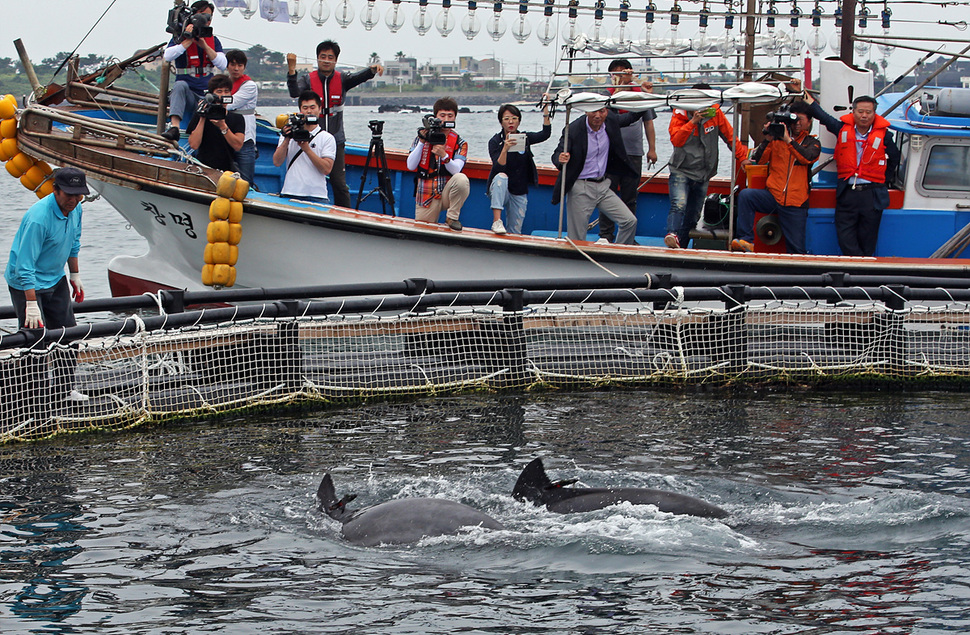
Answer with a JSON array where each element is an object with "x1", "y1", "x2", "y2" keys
[{"x1": 565, "y1": 238, "x2": 619, "y2": 277}]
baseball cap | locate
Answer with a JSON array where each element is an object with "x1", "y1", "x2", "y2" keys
[{"x1": 53, "y1": 167, "x2": 90, "y2": 196}]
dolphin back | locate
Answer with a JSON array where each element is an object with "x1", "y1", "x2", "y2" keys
[{"x1": 512, "y1": 458, "x2": 556, "y2": 506}]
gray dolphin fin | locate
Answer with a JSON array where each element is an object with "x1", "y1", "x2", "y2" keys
[
  {"x1": 317, "y1": 474, "x2": 357, "y2": 522},
  {"x1": 513, "y1": 458, "x2": 557, "y2": 504}
]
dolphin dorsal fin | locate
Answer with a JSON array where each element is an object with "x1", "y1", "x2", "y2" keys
[
  {"x1": 512, "y1": 458, "x2": 557, "y2": 504},
  {"x1": 329, "y1": 494, "x2": 357, "y2": 511},
  {"x1": 317, "y1": 474, "x2": 356, "y2": 521}
]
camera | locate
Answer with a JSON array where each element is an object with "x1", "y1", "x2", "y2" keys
[
  {"x1": 197, "y1": 92, "x2": 232, "y2": 120},
  {"x1": 283, "y1": 113, "x2": 319, "y2": 142},
  {"x1": 418, "y1": 114, "x2": 455, "y2": 146},
  {"x1": 167, "y1": 5, "x2": 212, "y2": 41},
  {"x1": 766, "y1": 108, "x2": 798, "y2": 139},
  {"x1": 368, "y1": 120, "x2": 385, "y2": 137}
]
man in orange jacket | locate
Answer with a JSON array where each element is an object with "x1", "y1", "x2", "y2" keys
[
  {"x1": 665, "y1": 84, "x2": 748, "y2": 249},
  {"x1": 801, "y1": 82, "x2": 900, "y2": 256},
  {"x1": 732, "y1": 101, "x2": 820, "y2": 254}
]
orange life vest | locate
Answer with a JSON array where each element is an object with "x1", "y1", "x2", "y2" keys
[
  {"x1": 308, "y1": 71, "x2": 343, "y2": 116},
  {"x1": 183, "y1": 37, "x2": 217, "y2": 75},
  {"x1": 231, "y1": 74, "x2": 252, "y2": 94},
  {"x1": 834, "y1": 112, "x2": 890, "y2": 184},
  {"x1": 417, "y1": 130, "x2": 460, "y2": 178}
]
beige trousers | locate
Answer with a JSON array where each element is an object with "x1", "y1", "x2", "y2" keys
[{"x1": 415, "y1": 173, "x2": 470, "y2": 223}]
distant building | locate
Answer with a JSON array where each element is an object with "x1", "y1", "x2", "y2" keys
[
  {"x1": 374, "y1": 57, "x2": 418, "y2": 87},
  {"x1": 915, "y1": 57, "x2": 970, "y2": 87}
]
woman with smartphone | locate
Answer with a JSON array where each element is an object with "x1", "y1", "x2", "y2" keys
[{"x1": 486, "y1": 100, "x2": 552, "y2": 234}]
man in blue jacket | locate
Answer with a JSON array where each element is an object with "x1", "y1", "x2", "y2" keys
[{"x1": 5, "y1": 168, "x2": 90, "y2": 402}]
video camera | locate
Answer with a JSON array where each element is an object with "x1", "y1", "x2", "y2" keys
[
  {"x1": 368, "y1": 120, "x2": 385, "y2": 137},
  {"x1": 766, "y1": 107, "x2": 798, "y2": 140},
  {"x1": 418, "y1": 114, "x2": 455, "y2": 146},
  {"x1": 282, "y1": 113, "x2": 319, "y2": 142},
  {"x1": 197, "y1": 92, "x2": 232, "y2": 120},
  {"x1": 166, "y1": 4, "x2": 213, "y2": 41}
]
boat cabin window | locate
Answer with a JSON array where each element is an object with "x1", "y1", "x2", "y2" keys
[{"x1": 921, "y1": 142, "x2": 970, "y2": 192}]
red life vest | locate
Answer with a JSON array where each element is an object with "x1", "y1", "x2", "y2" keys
[
  {"x1": 231, "y1": 74, "x2": 252, "y2": 94},
  {"x1": 308, "y1": 71, "x2": 343, "y2": 115},
  {"x1": 417, "y1": 130, "x2": 460, "y2": 178},
  {"x1": 183, "y1": 37, "x2": 217, "y2": 75},
  {"x1": 834, "y1": 112, "x2": 890, "y2": 184}
]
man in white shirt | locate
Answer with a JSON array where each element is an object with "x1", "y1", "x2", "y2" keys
[
  {"x1": 273, "y1": 91, "x2": 336, "y2": 204},
  {"x1": 226, "y1": 49, "x2": 258, "y2": 184}
]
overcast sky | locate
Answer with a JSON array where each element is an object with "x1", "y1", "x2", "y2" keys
[{"x1": 2, "y1": 0, "x2": 964, "y2": 81}]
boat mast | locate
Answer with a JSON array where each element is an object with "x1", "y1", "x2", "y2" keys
[{"x1": 840, "y1": 0, "x2": 857, "y2": 66}]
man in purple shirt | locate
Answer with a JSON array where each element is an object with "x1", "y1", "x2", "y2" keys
[{"x1": 552, "y1": 107, "x2": 643, "y2": 244}]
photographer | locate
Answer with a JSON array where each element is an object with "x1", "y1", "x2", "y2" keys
[
  {"x1": 186, "y1": 75, "x2": 245, "y2": 172},
  {"x1": 162, "y1": 0, "x2": 226, "y2": 142},
  {"x1": 286, "y1": 40, "x2": 384, "y2": 208},
  {"x1": 405, "y1": 97, "x2": 469, "y2": 232},
  {"x1": 226, "y1": 49, "x2": 258, "y2": 184},
  {"x1": 272, "y1": 91, "x2": 336, "y2": 204},
  {"x1": 732, "y1": 102, "x2": 820, "y2": 255}
]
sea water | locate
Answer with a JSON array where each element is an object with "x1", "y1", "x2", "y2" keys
[{"x1": 1, "y1": 391, "x2": 969, "y2": 633}]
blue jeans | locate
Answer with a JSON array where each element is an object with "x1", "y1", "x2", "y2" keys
[
  {"x1": 666, "y1": 171, "x2": 709, "y2": 248},
  {"x1": 169, "y1": 80, "x2": 204, "y2": 125},
  {"x1": 235, "y1": 140, "x2": 256, "y2": 185},
  {"x1": 488, "y1": 173, "x2": 528, "y2": 234},
  {"x1": 736, "y1": 188, "x2": 808, "y2": 254}
]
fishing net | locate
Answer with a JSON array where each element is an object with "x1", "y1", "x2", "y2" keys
[{"x1": 2, "y1": 298, "x2": 969, "y2": 442}]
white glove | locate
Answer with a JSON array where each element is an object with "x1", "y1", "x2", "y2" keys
[
  {"x1": 70, "y1": 272, "x2": 84, "y2": 302},
  {"x1": 24, "y1": 300, "x2": 44, "y2": 329}
]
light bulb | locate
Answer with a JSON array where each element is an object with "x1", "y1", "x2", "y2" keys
[
  {"x1": 714, "y1": 31, "x2": 736, "y2": 58},
  {"x1": 854, "y1": 17, "x2": 871, "y2": 57},
  {"x1": 807, "y1": 26, "x2": 826, "y2": 55},
  {"x1": 287, "y1": 0, "x2": 306, "y2": 24},
  {"x1": 829, "y1": 30, "x2": 842, "y2": 56},
  {"x1": 537, "y1": 15, "x2": 556, "y2": 45},
  {"x1": 413, "y1": 7, "x2": 432, "y2": 35},
  {"x1": 240, "y1": 0, "x2": 258, "y2": 19},
  {"x1": 334, "y1": 0, "x2": 354, "y2": 27},
  {"x1": 787, "y1": 30, "x2": 805, "y2": 57},
  {"x1": 561, "y1": 17, "x2": 581, "y2": 46},
  {"x1": 637, "y1": 24, "x2": 654, "y2": 54},
  {"x1": 359, "y1": 0, "x2": 379, "y2": 29},
  {"x1": 589, "y1": 20, "x2": 607, "y2": 48},
  {"x1": 512, "y1": 16, "x2": 531, "y2": 43},
  {"x1": 217, "y1": 1, "x2": 234, "y2": 18},
  {"x1": 385, "y1": 3, "x2": 406, "y2": 31},
  {"x1": 462, "y1": 9, "x2": 481, "y2": 39},
  {"x1": 691, "y1": 26, "x2": 708, "y2": 56},
  {"x1": 260, "y1": 0, "x2": 281, "y2": 21},
  {"x1": 877, "y1": 27, "x2": 893, "y2": 57},
  {"x1": 612, "y1": 23, "x2": 632, "y2": 53},
  {"x1": 436, "y1": 7, "x2": 456, "y2": 35},
  {"x1": 486, "y1": 11, "x2": 507, "y2": 40}
]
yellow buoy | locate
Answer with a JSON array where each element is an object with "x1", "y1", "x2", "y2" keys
[
  {"x1": 0, "y1": 98, "x2": 15, "y2": 120},
  {"x1": 201, "y1": 263, "x2": 214, "y2": 286},
  {"x1": 21, "y1": 164, "x2": 46, "y2": 190},
  {"x1": 204, "y1": 242, "x2": 237, "y2": 265},
  {"x1": 215, "y1": 171, "x2": 237, "y2": 198},
  {"x1": 228, "y1": 201, "x2": 243, "y2": 223},
  {"x1": 10, "y1": 152, "x2": 34, "y2": 174},
  {"x1": 0, "y1": 144, "x2": 11, "y2": 163},
  {"x1": 36, "y1": 179, "x2": 54, "y2": 198},
  {"x1": 19, "y1": 173, "x2": 38, "y2": 191},
  {"x1": 0, "y1": 118, "x2": 16, "y2": 139},
  {"x1": 211, "y1": 263, "x2": 233, "y2": 286},
  {"x1": 227, "y1": 266, "x2": 236, "y2": 287},
  {"x1": 228, "y1": 223, "x2": 242, "y2": 245},
  {"x1": 1, "y1": 138, "x2": 19, "y2": 161},
  {"x1": 36, "y1": 161, "x2": 52, "y2": 176},
  {"x1": 276, "y1": 113, "x2": 290, "y2": 129},
  {"x1": 6, "y1": 159, "x2": 25, "y2": 179},
  {"x1": 206, "y1": 220, "x2": 230, "y2": 243},
  {"x1": 231, "y1": 178, "x2": 249, "y2": 202},
  {"x1": 209, "y1": 197, "x2": 231, "y2": 221}
]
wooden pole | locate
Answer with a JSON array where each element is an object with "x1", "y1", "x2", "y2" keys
[
  {"x1": 13, "y1": 39, "x2": 45, "y2": 101},
  {"x1": 157, "y1": 61, "x2": 171, "y2": 134},
  {"x1": 840, "y1": 0, "x2": 857, "y2": 67}
]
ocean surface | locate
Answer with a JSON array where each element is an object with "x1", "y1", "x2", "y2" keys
[
  {"x1": 2, "y1": 390, "x2": 970, "y2": 633},
  {"x1": 2, "y1": 105, "x2": 969, "y2": 634}
]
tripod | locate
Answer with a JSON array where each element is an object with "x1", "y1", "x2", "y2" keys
[{"x1": 355, "y1": 120, "x2": 395, "y2": 215}]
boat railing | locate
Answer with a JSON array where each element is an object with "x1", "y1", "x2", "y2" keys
[{"x1": 3, "y1": 274, "x2": 970, "y2": 443}]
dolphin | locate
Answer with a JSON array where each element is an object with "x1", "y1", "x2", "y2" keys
[
  {"x1": 512, "y1": 458, "x2": 728, "y2": 519},
  {"x1": 316, "y1": 474, "x2": 505, "y2": 546}
]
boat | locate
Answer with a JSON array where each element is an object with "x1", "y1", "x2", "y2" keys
[{"x1": 5, "y1": 4, "x2": 970, "y2": 295}]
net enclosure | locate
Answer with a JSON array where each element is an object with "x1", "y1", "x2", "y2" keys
[{"x1": 3, "y1": 279, "x2": 970, "y2": 443}]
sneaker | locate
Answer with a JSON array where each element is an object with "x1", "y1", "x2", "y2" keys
[
  {"x1": 491, "y1": 219, "x2": 507, "y2": 235},
  {"x1": 595, "y1": 237, "x2": 610, "y2": 245},
  {"x1": 160, "y1": 126, "x2": 180, "y2": 142},
  {"x1": 730, "y1": 238, "x2": 754, "y2": 253},
  {"x1": 64, "y1": 389, "x2": 90, "y2": 403},
  {"x1": 664, "y1": 233, "x2": 681, "y2": 249},
  {"x1": 446, "y1": 218, "x2": 462, "y2": 232}
]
